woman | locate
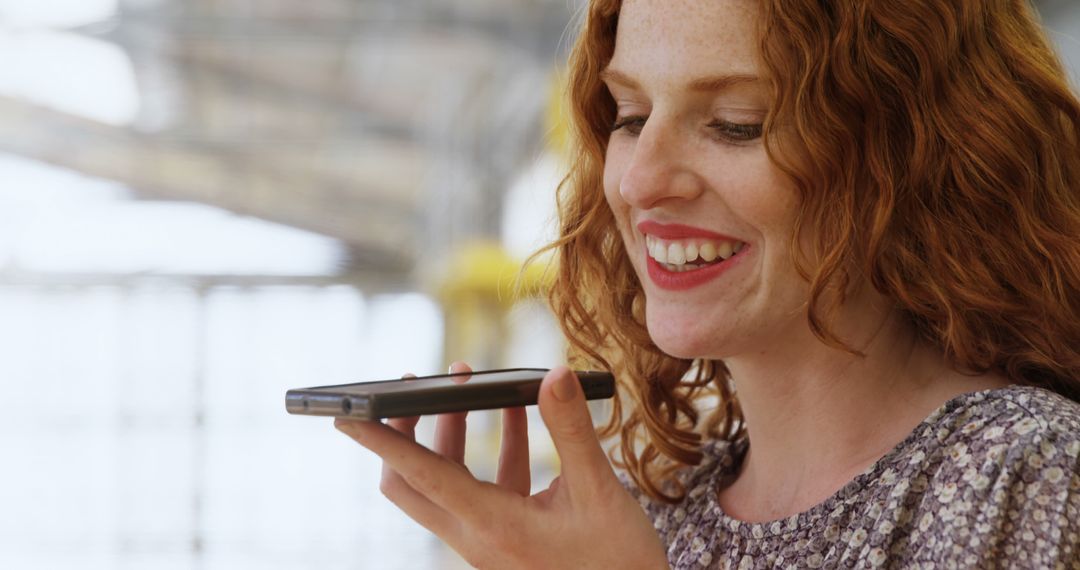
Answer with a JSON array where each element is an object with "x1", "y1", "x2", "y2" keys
[{"x1": 336, "y1": 0, "x2": 1080, "y2": 567}]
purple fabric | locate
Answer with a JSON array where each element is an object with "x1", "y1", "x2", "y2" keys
[{"x1": 624, "y1": 386, "x2": 1080, "y2": 568}]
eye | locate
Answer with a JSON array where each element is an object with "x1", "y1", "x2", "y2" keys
[
  {"x1": 611, "y1": 115, "x2": 647, "y2": 136},
  {"x1": 708, "y1": 120, "x2": 763, "y2": 143}
]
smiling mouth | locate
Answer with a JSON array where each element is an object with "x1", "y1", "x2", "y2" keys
[{"x1": 645, "y1": 235, "x2": 747, "y2": 272}]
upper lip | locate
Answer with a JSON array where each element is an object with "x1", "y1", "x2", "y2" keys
[{"x1": 636, "y1": 220, "x2": 742, "y2": 242}]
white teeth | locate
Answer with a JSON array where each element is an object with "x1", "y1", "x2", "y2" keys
[
  {"x1": 684, "y1": 242, "x2": 698, "y2": 262},
  {"x1": 699, "y1": 242, "x2": 717, "y2": 262},
  {"x1": 652, "y1": 241, "x2": 668, "y2": 263},
  {"x1": 667, "y1": 243, "x2": 686, "y2": 265},
  {"x1": 644, "y1": 235, "x2": 746, "y2": 268}
]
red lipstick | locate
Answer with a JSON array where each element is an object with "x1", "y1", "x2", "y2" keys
[{"x1": 636, "y1": 220, "x2": 740, "y2": 242}]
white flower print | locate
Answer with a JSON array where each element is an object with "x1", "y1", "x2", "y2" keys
[
  {"x1": 987, "y1": 443, "x2": 1008, "y2": 463},
  {"x1": 1027, "y1": 452, "x2": 1045, "y2": 469},
  {"x1": 1012, "y1": 417, "x2": 1040, "y2": 436},
  {"x1": 849, "y1": 528, "x2": 868, "y2": 547},
  {"x1": 937, "y1": 482, "x2": 958, "y2": 503},
  {"x1": 824, "y1": 523, "x2": 840, "y2": 541},
  {"x1": 919, "y1": 512, "x2": 934, "y2": 532},
  {"x1": 961, "y1": 419, "x2": 985, "y2": 434}
]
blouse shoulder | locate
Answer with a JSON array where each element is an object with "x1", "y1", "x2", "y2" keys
[
  {"x1": 938, "y1": 385, "x2": 1080, "y2": 477},
  {"x1": 905, "y1": 385, "x2": 1080, "y2": 566}
]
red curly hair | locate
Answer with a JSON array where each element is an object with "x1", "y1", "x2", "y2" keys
[{"x1": 535, "y1": 0, "x2": 1080, "y2": 502}]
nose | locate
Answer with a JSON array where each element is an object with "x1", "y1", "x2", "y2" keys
[{"x1": 617, "y1": 118, "x2": 704, "y2": 209}]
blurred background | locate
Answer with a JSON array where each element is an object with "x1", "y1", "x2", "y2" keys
[{"x1": 0, "y1": 1, "x2": 1078, "y2": 569}]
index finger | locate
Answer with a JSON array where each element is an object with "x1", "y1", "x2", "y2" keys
[
  {"x1": 337, "y1": 416, "x2": 502, "y2": 526},
  {"x1": 435, "y1": 361, "x2": 473, "y2": 463}
]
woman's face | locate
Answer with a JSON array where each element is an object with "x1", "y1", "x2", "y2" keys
[{"x1": 602, "y1": 0, "x2": 811, "y2": 359}]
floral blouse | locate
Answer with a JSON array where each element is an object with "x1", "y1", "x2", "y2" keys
[{"x1": 625, "y1": 385, "x2": 1080, "y2": 569}]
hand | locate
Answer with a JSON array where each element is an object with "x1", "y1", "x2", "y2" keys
[{"x1": 335, "y1": 363, "x2": 670, "y2": 570}]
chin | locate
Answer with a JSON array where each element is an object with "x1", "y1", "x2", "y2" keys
[{"x1": 645, "y1": 314, "x2": 722, "y2": 360}]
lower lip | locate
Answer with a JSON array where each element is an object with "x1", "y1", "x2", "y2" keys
[{"x1": 645, "y1": 245, "x2": 747, "y2": 291}]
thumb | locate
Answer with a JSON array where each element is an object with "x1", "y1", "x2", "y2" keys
[{"x1": 538, "y1": 366, "x2": 615, "y2": 494}]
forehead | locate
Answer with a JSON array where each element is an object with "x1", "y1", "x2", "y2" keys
[{"x1": 608, "y1": 0, "x2": 761, "y2": 79}]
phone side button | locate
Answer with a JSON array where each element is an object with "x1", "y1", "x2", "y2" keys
[
  {"x1": 344, "y1": 396, "x2": 370, "y2": 418},
  {"x1": 302, "y1": 394, "x2": 347, "y2": 416}
]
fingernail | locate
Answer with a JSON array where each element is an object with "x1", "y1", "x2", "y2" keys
[{"x1": 552, "y1": 370, "x2": 578, "y2": 402}]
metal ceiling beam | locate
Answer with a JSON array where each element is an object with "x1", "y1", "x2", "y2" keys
[{"x1": 0, "y1": 96, "x2": 420, "y2": 273}]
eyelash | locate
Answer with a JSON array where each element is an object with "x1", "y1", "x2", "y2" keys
[{"x1": 610, "y1": 115, "x2": 763, "y2": 143}]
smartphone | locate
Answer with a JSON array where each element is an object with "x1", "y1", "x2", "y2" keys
[{"x1": 285, "y1": 368, "x2": 615, "y2": 420}]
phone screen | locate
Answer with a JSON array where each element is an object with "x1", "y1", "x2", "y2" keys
[{"x1": 325, "y1": 369, "x2": 551, "y2": 395}]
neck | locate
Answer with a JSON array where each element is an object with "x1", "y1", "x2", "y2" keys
[{"x1": 718, "y1": 302, "x2": 1007, "y2": 522}]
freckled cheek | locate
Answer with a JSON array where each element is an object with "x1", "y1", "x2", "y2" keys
[{"x1": 601, "y1": 148, "x2": 624, "y2": 205}]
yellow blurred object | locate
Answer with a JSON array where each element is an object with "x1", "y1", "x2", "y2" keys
[
  {"x1": 438, "y1": 241, "x2": 553, "y2": 309},
  {"x1": 437, "y1": 241, "x2": 554, "y2": 370}
]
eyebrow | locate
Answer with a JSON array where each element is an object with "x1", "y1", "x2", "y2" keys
[{"x1": 599, "y1": 67, "x2": 761, "y2": 92}]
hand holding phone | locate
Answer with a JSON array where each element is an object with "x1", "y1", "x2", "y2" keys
[{"x1": 332, "y1": 364, "x2": 669, "y2": 568}]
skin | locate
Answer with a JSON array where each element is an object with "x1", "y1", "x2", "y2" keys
[{"x1": 337, "y1": 0, "x2": 1011, "y2": 564}]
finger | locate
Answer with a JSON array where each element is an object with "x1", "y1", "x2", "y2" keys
[
  {"x1": 537, "y1": 366, "x2": 616, "y2": 497},
  {"x1": 434, "y1": 361, "x2": 473, "y2": 463},
  {"x1": 388, "y1": 415, "x2": 420, "y2": 435},
  {"x1": 336, "y1": 418, "x2": 457, "y2": 536},
  {"x1": 381, "y1": 415, "x2": 421, "y2": 510},
  {"x1": 336, "y1": 416, "x2": 496, "y2": 527},
  {"x1": 496, "y1": 406, "x2": 530, "y2": 495},
  {"x1": 390, "y1": 373, "x2": 420, "y2": 435}
]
